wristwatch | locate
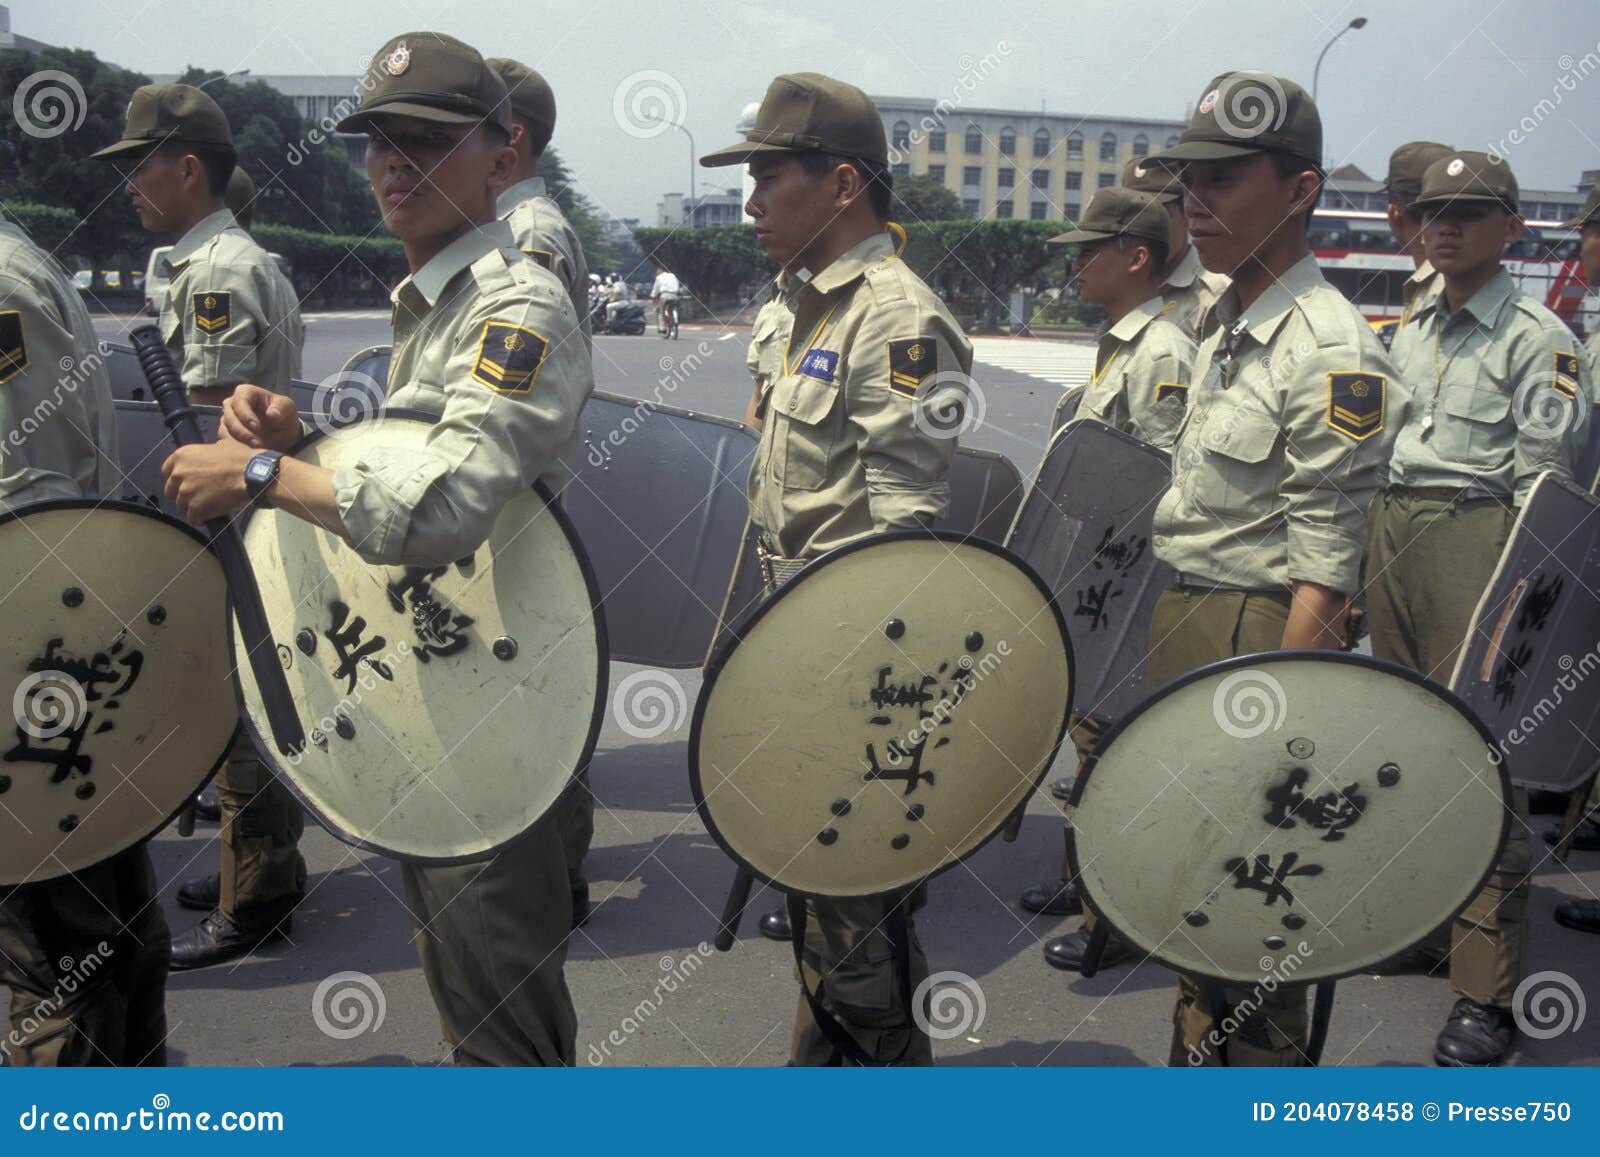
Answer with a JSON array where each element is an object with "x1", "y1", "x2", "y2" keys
[{"x1": 243, "y1": 450, "x2": 284, "y2": 503}]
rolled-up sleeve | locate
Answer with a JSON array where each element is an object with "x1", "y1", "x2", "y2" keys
[
  {"x1": 178, "y1": 261, "x2": 274, "y2": 389},
  {"x1": 334, "y1": 288, "x2": 591, "y2": 566},
  {"x1": 1509, "y1": 325, "x2": 1591, "y2": 505}
]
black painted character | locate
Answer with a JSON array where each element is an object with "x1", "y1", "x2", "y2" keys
[
  {"x1": 1491, "y1": 640, "x2": 1534, "y2": 711},
  {"x1": 1224, "y1": 852, "x2": 1324, "y2": 907},
  {"x1": 1516, "y1": 572, "x2": 1562, "y2": 634},
  {"x1": 325, "y1": 601, "x2": 396, "y2": 693},
  {"x1": 387, "y1": 566, "x2": 474, "y2": 663},
  {"x1": 1262, "y1": 767, "x2": 1367, "y2": 842}
]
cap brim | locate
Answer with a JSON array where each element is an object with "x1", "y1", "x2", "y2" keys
[
  {"x1": 1149, "y1": 139, "x2": 1265, "y2": 164},
  {"x1": 699, "y1": 139, "x2": 804, "y2": 167},
  {"x1": 1409, "y1": 192, "x2": 1515, "y2": 212},
  {"x1": 89, "y1": 134, "x2": 173, "y2": 160},
  {"x1": 1562, "y1": 214, "x2": 1596, "y2": 230},
  {"x1": 335, "y1": 100, "x2": 490, "y2": 134},
  {"x1": 1046, "y1": 227, "x2": 1116, "y2": 245}
]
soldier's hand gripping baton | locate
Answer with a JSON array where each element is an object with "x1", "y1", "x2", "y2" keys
[{"x1": 128, "y1": 325, "x2": 306, "y2": 758}]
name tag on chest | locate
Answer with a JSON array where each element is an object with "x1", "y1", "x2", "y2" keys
[{"x1": 798, "y1": 348, "x2": 839, "y2": 382}]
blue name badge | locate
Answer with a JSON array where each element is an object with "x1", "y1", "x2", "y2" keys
[{"x1": 798, "y1": 348, "x2": 839, "y2": 382}]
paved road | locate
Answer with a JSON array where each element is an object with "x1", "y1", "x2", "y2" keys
[{"x1": 14, "y1": 313, "x2": 1597, "y2": 1068}]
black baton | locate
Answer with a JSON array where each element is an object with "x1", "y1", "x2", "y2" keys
[{"x1": 128, "y1": 325, "x2": 306, "y2": 757}]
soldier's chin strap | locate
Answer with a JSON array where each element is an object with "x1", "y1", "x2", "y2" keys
[{"x1": 785, "y1": 892, "x2": 918, "y2": 1068}]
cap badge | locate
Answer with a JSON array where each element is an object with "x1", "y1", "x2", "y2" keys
[
  {"x1": 1134, "y1": 164, "x2": 1148, "y2": 178},
  {"x1": 1198, "y1": 89, "x2": 1219, "y2": 114},
  {"x1": 385, "y1": 41, "x2": 411, "y2": 77},
  {"x1": 1446, "y1": 158, "x2": 1466, "y2": 176}
]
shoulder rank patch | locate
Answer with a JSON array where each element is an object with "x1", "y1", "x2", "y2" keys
[
  {"x1": 193, "y1": 291, "x2": 231, "y2": 335},
  {"x1": 888, "y1": 336, "x2": 936, "y2": 398},
  {"x1": 522, "y1": 248, "x2": 554, "y2": 271},
  {"x1": 1554, "y1": 351, "x2": 1581, "y2": 401},
  {"x1": 798, "y1": 348, "x2": 838, "y2": 382},
  {"x1": 1154, "y1": 381, "x2": 1187, "y2": 404},
  {"x1": 471, "y1": 321, "x2": 548, "y2": 394},
  {"x1": 0, "y1": 311, "x2": 27, "y2": 386},
  {"x1": 1326, "y1": 371, "x2": 1385, "y2": 441}
]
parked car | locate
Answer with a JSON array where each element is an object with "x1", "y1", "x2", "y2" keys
[{"x1": 143, "y1": 246, "x2": 174, "y2": 316}]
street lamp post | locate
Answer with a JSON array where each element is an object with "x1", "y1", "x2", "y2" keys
[
  {"x1": 1312, "y1": 17, "x2": 1367, "y2": 105},
  {"x1": 648, "y1": 114, "x2": 696, "y2": 226}
]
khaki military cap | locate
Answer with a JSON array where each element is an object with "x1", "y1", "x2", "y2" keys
[
  {"x1": 91, "y1": 83, "x2": 233, "y2": 159},
  {"x1": 1412, "y1": 151, "x2": 1519, "y2": 212},
  {"x1": 225, "y1": 166, "x2": 256, "y2": 218},
  {"x1": 1563, "y1": 181, "x2": 1600, "y2": 229},
  {"x1": 1152, "y1": 71, "x2": 1321, "y2": 166},
  {"x1": 487, "y1": 58, "x2": 555, "y2": 146},
  {"x1": 1047, "y1": 187, "x2": 1171, "y2": 248},
  {"x1": 336, "y1": 33, "x2": 512, "y2": 135},
  {"x1": 1382, "y1": 141, "x2": 1452, "y2": 204},
  {"x1": 1121, "y1": 157, "x2": 1181, "y2": 203},
  {"x1": 701, "y1": 72, "x2": 886, "y2": 167}
]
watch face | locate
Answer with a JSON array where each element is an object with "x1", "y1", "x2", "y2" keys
[{"x1": 247, "y1": 460, "x2": 272, "y2": 483}]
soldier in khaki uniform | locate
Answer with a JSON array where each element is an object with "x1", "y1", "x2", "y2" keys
[
  {"x1": 92, "y1": 84, "x2": 308, "y2": 972},
  {"x1": 1017, "y1": 187, "x2": 1197, "y2": 966},
  {"x1": 1139, "y1": 74, "x2": 1399, "y2": 1066},
  {"x1": 0, "y1": 213, "x2": 171, "y2": 1065},
  {"x1": 163, "y1": 32, "x2": 593, "y2": 1066},
  {"x1": 488, "y1": 56, "x2": 597, "y2": 930},
  {"x1": 1121, "y1": 157, "x2": 1229, "y2": 340},
  {"x1": 1383, "y1": 142, "x2": 1453, "y2": 327},
  {"x1": 701, "y1": 72, "x2": 971, "y2": 1065},
  {"x1": 1362, "y1": 153, "x2": 1592, "y2": 1065},
  {"x1": 1564, "y1": 181, "x2": 1600, "y2": 379}
]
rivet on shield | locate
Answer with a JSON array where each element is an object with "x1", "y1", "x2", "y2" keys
[
  {"x1": 1287, "y1": 737, "x2": 1314, "y2": 759},
  {"x1": 1184, "y1": 910, "x2": 1208, "y2": 927},
  {"x1": 493, "y1": 636, "x2": 518, "y2": 661},
  {"x1": 0, "y1": 775, "x2": 10, "y2": 794},
  {"x1": 1281, "y1": 913, "x2": 1305, "y2": 930},
  {"x1": 296, "y1": 628, "x2": 317, "y2": 656},
  {"x1": 146, "y1": 605, "x2": 167, "y2": 626},
  {"x1": 61, "y1": 587, "x2": 83, "y2": 608},
  {"x1": 310, "y1": 729, "x2": 328, "y2": 749},
  {"x1": 965, "y1": 631, "x2": 983, "y2": 652},
  {"x1": 334, "y1": 714, "x2": 355, "y2": 740},
  {"x1": 75, "y1": 782, "x2": 95, "y2": 800},
  {"x1": 906, "y1": 803, "x2": 925, "y2": 822},
  {"x1": 1262, "y1": 935, "x2": 1286, "y2": 950},
  {"x1": 58, "y1": 815, "x2": 78, "y2": 832},
  {"x1": 891, "y1": 833, "x2": 910, "y2": 850},
  {"x1": 817, "y1": 828, "x2": 839, "y2": 846},
  {"x1": 1377, "y1": 762, "x2": 1401, "y2": 787},
  {"x1": 884, "y1": 619, "x2": 905, "y2": 640},
  {"x1": 829, "y1": 798, "x2": 852, "y2": 817}
]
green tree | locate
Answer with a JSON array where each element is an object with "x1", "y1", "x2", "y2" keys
[
  {"x1": 631, "y1": 224, "x2": 770, "y2": 306},
  {"x1": 541, "y1": 146, "x2": 613, "y2": 269},
  {"x1": 900, "y1": 220, "x2": 1067, "y2": 331},
  {"x1": 890, "y1": 173, "x2": 963, "y2": 224}
]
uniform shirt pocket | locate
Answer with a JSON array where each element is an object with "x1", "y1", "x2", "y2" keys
[
  {"x1": 770, "y1": 373, "x2": 842, "y2": 491},
  {"x1": 1439, "y1": 379, "x2": 1512, "y2": 461},
  {"x1": 1190, "y1": 401, "x2": 1280, "y2": 518}
]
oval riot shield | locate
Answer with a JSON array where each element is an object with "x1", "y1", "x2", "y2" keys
[
  {"x1": 1069, "y1": 652, "x2": 1511, "y2": 985},
  {"x1": 0, "y1": 501, "x2": 236, "y2": 884},
  {"x1": 692, "y1": 532, "x2": 1074, "y2": 898},
  {"x1": 233, "y1": 414, "x2": 606, "y2": 864}
]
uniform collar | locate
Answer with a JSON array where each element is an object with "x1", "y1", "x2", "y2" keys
[
  {"x1": 1104, "y1": 294, "x2": 1164, "y2": 343},
  {"x1": 1163, "y1": 245, "x2": 1205, "y2": 291},
  {"x1": 496, "y1": 177, "x2": 549, "y2": 217},
  {"x1": 166, "y1": 208, "x2": 239, "y2": 271},
  {"x1": 1218, "y1": 252, "x2": 1325, "y2": 346},
  {"x1": 1405, "y1": 259, "x2": 1437, "y2": 288},
  {"x1": 1434, "y1": 267, "x2": 1516, "y2": 329},
  {"x1": 799, "y1": 231, "x2": 897, "y2": 297},
  {"x1": 395, "y1": 219, "x2": 516, "y2": 310}
]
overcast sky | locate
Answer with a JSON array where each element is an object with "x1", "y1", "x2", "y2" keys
[{"x1": 14, "y1": 0, "x2": 1600, "y2": 223}]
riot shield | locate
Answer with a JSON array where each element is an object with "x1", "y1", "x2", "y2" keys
[
  {"x1": 560, "y1": 391, "x2": 759, "y2": 668},
  {"x1": 112, "y1": 400, "x2": 221, "y2": 514},
  {"x1": 0, "y1": 501, "x2": 237, "y2": 884},
  {"x1": 1069, "y1": 652, "x2": 1510, "y2": 984},
  {"x1": 103, "y1": 341, "x2": 152, "y2": 401},
  {"x1": 339, "y1": 345, "x2": 393, "y2": 392},
  {"x1": 1005, "y1": 418, "x2": 1173, "y2": 725},
  {"x1": 1449, "y1": 472, "x2": 1600, "y2": 792},
  {"x1": 692, "y1": 531, "x2": 1073, "y2": 898},
  {"x1": 233, "y1": 414, "x2": 606, "y2": 863}
]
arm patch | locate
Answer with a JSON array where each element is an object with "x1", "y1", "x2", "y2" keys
[
  {"x1": 522, "y1": 248, "x2": 554, "y2": 271},
  {"x1": 0, "y1": 311, "x2": 27, "y2": 385},
  {"x1": 1154, "y1": 382, "x2": 1187, "y2": 404},
  {"x1": 1326, "y1": 371, "x2": 1385, "y2": 440},
  {"x1": 887, "y1": 336, "x2": 936, "y2": 398},
  {"x1": 193, "y1": 291, "x2": 231, "y2": 334},
  {"x1": 1554, "y1": 351, "x2": 1581, "y2": 401},
  {"x1": 471, "y1": 321, "x2": 548, "y2": 395}
]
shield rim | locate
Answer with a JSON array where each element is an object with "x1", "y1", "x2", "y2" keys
[
  {"x1": 230, "y1": 412, "x2": 610, "y2": 866},
  {"x1": 336, "y1": 344, "x2": 395, "y2": 379},
  {"x1": 690, "y1": 528, "x2": 1076, "y2": 899},
  {"x1": 1066, "y1": 648, "x2": 1515, "y2": 985},
  {"x1": 0, "y1": 497, "x2": 237, "y2": 880}
]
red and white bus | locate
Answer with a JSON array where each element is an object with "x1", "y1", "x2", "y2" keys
[{"x1": 1309, "y1": 207, "x2": 1590, "y2": 326}]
